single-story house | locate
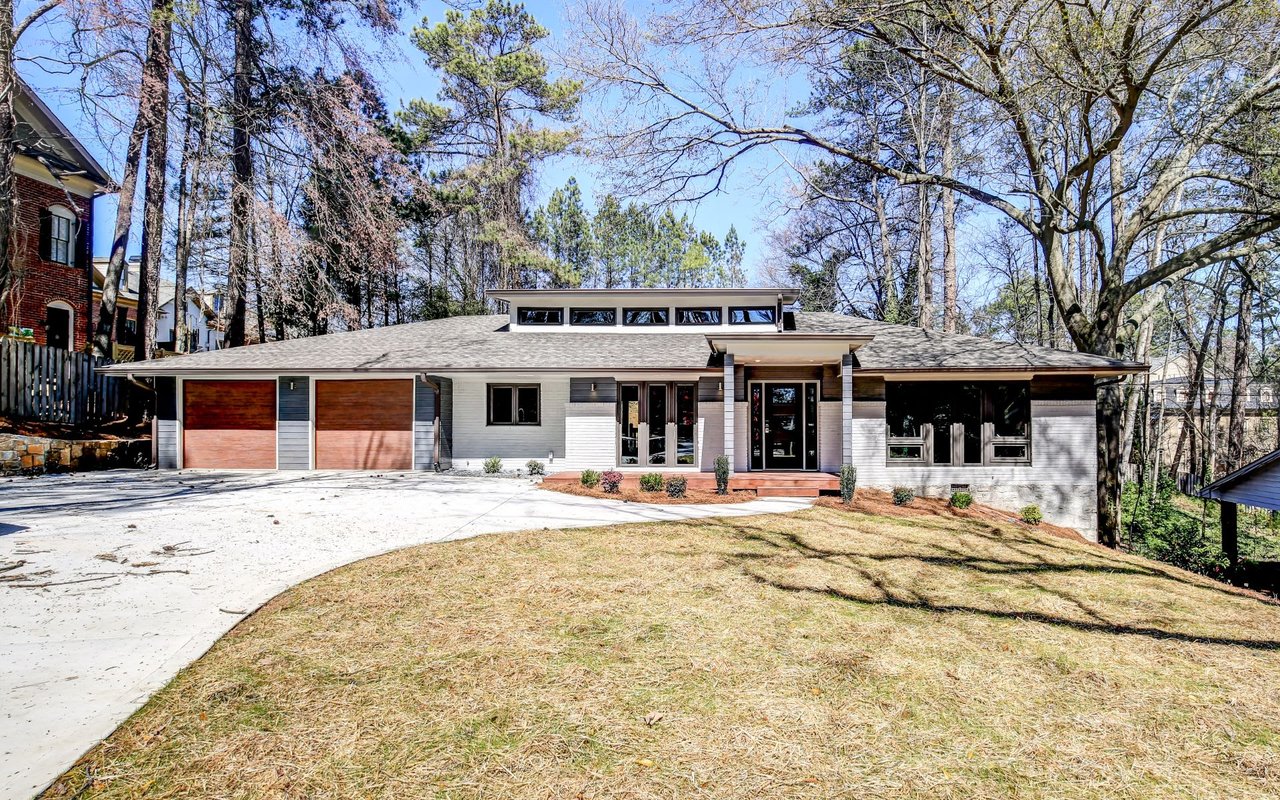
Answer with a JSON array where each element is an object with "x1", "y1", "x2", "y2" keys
[
  {"x1": 1199, "y1": 448, "x2": 1280, "y2": 564},
  {"x1": 102, "y1": 288, "x2": 1145, "y2": 539}
]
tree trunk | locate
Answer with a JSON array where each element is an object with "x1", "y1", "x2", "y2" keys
[
  {"x1": 1226, "y1": 272, "x2": 1254, "y2": 472},
  {"x1": 223, "y1": 0, "x2": 254, "y2": 347},
  {"x1": 133, "y1": 0, "x2": 172, "y2": 362},
  {"x1": 940, "y1": 92, "x2": 958, "y2": 333},
  {"x1": 0, "y1": 0, "x2": 16, "y2": 317},
  {"x1": 172, "y1": 96, "x2": 204, "y2": 354}
]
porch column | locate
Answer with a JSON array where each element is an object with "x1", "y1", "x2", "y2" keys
[
  {"x1": 723, "y1": 353, "x2": 735, "y2": 474},
  {"x1": 841, "y1": 353, "x2": 853, "y2": 466}
]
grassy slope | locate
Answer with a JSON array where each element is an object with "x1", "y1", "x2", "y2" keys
[{"x1": 46, "y1": 507, "x2": 1280, "y2": 799}]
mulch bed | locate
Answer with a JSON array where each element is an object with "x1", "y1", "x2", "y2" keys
[
  {"x1": 817, "y1": 489, "x2": 1090, "y2": 544},
  {"x1": 540, "y1": 481, "x2": 758, "y2": 505}
]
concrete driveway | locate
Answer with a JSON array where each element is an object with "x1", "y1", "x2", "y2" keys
[{"x1": 0, "y1": 470, "x2": 810, "y2": 799}]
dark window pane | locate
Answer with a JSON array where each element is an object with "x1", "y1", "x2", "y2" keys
[
  {"x1": 750, "y1": 383, "x2": 763, "y2": 469},
  {"x1": 490, "y1": 387, "x2": 513, "y2": 424},
  {"x1": 886, "y1": 383, "x2": 926, "y2": 437},
  {"x1": 729, "y1": 307, "x2": 776, "y2": 324},
  {"x1": 620, "y1": 385, "x2": 640, "y2": 464},
  {"x1": 994, "y1": 444, "x2": 1028, "y2": 460},
  {"x1": 517, "y1": 308, "x2": 562, "y2": 325},
  {"x1": 675, "y1": 307, "x2": 721, "y2": 325},
  {"x1": 517, "y1": 387, "x2": 539, "y2": 424},
  {"x1": 889, "y1": 445, "x2": 922, "y2": 460},
  {"x1": 960, "y1": 383, "x2": 983, "y2": 464},
  {"x1": 648, "y1": 384, "x2": 666, "y2": 464},
  {"x1": 992, "y1": 383, "x2": 1030, "y2": 438},
  {"x1": 623, "y1": 308, "x2": 669, "y2": 325},
  {"x1": 570, "y1": 308, "x2": 615, "y2": 326},
  {"x1": 676, "y1": 383, "x2": 695, "y2": 464}
]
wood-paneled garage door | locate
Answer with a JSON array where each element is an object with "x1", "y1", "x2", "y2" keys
[
  {"x1": 182, "y1": 380, "x2": 277, "y2": 468},
  {"x1": 315, "y1": 379, "x2": 413, "y2": 470}
]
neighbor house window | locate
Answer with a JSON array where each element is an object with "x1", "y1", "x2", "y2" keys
[
  {"x1": 517, "y1": 307, "x2": 563, "y2": 325},
  {"x1": 623, "y1": 308, "x2": 669, "y2": 326},
  {"x1": 675, "y1": 307, "x2": 722, "y2": 325},
  {"x1": 42, "y1": 206, "x2": 75, "y2": 265},
  {"x1": 885, "y1": 381, "x2": 1031, "y2": 465},
  {"x1": 729, "y1": 306, "x2": 776, "y2": 325},
  {"x1": 488, "y1": 384, "x2": 540, "y2": 425},
  {"x1": 570, "y1": 308, "x2": 616, "y2": 326}
]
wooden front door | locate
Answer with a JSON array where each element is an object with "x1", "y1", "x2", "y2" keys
[
  {"x1": 182, "y1": 380, "x2": 277, "y2": 468},
  {"x1": 314, "y1": 379, "x2": 413, "y2": 470}
]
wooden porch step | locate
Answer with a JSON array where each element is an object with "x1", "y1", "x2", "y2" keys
[{"x1": 756, "y1": 487, "x2": 822, "y2": 497}]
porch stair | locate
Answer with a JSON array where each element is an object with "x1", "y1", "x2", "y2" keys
[{"x1": 543, "y1": 471, "x2": 839, "y2": 498}]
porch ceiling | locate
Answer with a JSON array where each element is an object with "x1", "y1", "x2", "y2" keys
[{"x1": 705, "y1": 333, "x2": 873, "y2": 364}]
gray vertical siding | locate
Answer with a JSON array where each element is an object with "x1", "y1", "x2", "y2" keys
[
  {"x1": 277, "y1": 377, "x2": 310, "y2": 470},
  {"x1": 570, "y1": 377, "x2": 617, "y2": 403},
  {"x1": 156, "y1": 376, "x2": 178, "y2": 469},
  {"x1": 414, "y1": 379, "x2": 436, "y2": 470},
  {"x1": 698, "y1": 375, "x2": 722, "y2": 402}
]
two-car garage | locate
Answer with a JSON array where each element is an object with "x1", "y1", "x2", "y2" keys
[{"x1": 179, "y1": 378, "x2": 416, "y2": 470}]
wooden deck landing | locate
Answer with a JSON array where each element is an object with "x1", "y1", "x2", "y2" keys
[{"x1": 543, "y1": 470, "x2": 840, "y2": 497}]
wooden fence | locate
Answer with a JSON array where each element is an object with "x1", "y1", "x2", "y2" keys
[{"x1": 0, "y1": 338, "x2": 126, "y2": 424}]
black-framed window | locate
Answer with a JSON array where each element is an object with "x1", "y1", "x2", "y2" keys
[
  {"x1": 488, "y1": 384, "x2": 540, "y2": 425},
  {"x1": 675, "y1": 307, "x2": 722, "y2": 325},
  {"x1": 885, "y1": 381, "x2": 1031, "y2": 465},
  {"x1": 570, "y1": 308, "x2": 616, "y2": 326},
  {"x1": 623, "y1": 307, "x2": 669, "y2": 326},
  {"x1": 517, "y1": 307, "x2": 563, "y2": 325},
  {"x1": 729, "y1": 306, "x2": 776, "y2": 325}
]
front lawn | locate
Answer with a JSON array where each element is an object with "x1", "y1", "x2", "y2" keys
[{"x1": 47, "y1": 506, "x2": 1280, "y2": 798}]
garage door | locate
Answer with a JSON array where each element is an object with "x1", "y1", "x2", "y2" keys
[
  {"x1": 182, "y1": 380, "x2": 277, "y2": 468},
  {"x1": 315, "y1": 379, "x2": 413, "y2": 470}
]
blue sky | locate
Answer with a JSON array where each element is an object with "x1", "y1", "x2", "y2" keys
[{"x1": 17, "y1": 0, "x2": 793, "y2": 281}]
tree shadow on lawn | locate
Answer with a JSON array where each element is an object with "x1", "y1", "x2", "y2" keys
[{"x1": 692, "y1": 508, "x2": 1280, "y2": 652}]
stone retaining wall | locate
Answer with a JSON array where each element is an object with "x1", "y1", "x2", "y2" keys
[{"x1": 0, "y1": 433, "x2": 150, "y2": 474}]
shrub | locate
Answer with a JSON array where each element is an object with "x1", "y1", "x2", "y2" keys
[
  {"x1": 639, "y1": 472, "x2": 665, "y2": 492},
  {"x1": 714, "y1": 455, "x2": 730, "y2": 495},
  {"x1": 1020, "y1": 504, "x2": 1043, "y2": 525},
  {"x1": 580, "y1": 468, "x2": 601, "y2": 488},
  {"x1": 525, "y1": 459, "x2": 545, "y2": 476},
  {"x1": 949, "y1": 491, "x2": 973, "y2": 509},
  {"x1": 482, "y1": 456, "x2": 502, "y2": 475},
  {"x1": 666, "y1": 476, "x2": 688, "y2": 498},
  {"x1": 839, "y1": 464, "x2": 857, "y2": 504},
  {"x1": 600, "y1": 470, "x2": 623, "y2": 494},
  {"x1": 892, "y1": 486, "x2": 914, "y2": 506}
]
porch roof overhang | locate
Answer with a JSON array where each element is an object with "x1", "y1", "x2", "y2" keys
[{"x1": 705, "y1": 332, "x2": 874, "y2": 364}]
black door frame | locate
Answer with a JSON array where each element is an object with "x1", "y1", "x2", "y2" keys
[{"x1": 749, "y1": 380, "x2": 819, "y2": 471}]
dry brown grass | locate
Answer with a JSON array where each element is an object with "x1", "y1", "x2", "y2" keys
[
  {"x1": 540, "y1": 481, "x2": 758, "y2": 505},
  {"x1": 45, "y1": 507, "x2": 1280, "y2": 799}
]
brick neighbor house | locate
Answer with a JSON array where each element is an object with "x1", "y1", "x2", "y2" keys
[{"x1": 8, "y1": 78, "x2": 114, "y2": 352}]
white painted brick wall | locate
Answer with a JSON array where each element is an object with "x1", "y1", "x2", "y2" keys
[{"x1": 850, "y1": 399, "x2": 1098, "y2": 539}]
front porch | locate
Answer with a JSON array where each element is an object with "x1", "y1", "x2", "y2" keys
[{"x1": 543, "y1": 470, "x2": 840, "y2": 498}]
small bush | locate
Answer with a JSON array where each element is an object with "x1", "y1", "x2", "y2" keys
[
  {"x1": 666, "y1": 476, "x2": 688, "y2": 498},
  {"x1": 1020, "y1": 504, "x2": 1043, "y2": 525},
  {"x1": 639, "y1": 472, "x2": 665, "y2": 492},
  {"x1": 600, "y1": 470, "x2": 623, "y2": 494},
  {"x1": 714, "y1": 455, "x2": 730, "y2": 495},
  {"x1": 482, "y1": 456, "x2": 502, "y2": 475},
  {"x1": 580, "y1": 469, "x2": 601, "y2": 488},
  {"x1": 839, "y1": 464, "x2": 857, "y2": 504},
  {"x1": 892, "y1": 486, "x2": 914, "y2": 506},
  {"x1": 525, "y1": 459, "x2": 545, "y2": 476},
  {"x1": 949, "y1": 491, "x2": 973, "y2": 509}
]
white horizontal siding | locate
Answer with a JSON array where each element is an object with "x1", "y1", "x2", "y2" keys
[
  {"x1": 699, "y1": 401, "x2": 723, "y2": 472},
  {"x1": 563, "y1": 402, "x2": 615, "y2": 471},
  {"x1": 447, "y1": 375, "x2": 569, "y2": 471},
  {"x1": 850, "y1": 399, "x2": 1098, "y2": 539},
  {"x1": 1219, "y1": 469, "x2": 1280, "y2": 508},
  {"x1": 819, "y1": 401, "x2": 842, "y2": 472},
  {"x1": 733, "y1": 401, "x2": 749, "y2": 472}
]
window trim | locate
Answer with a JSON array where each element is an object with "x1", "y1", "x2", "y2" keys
[
  {"x1": 47, "y1": 205, "x2": 75, "y2": 266},
  {"x1": 569, "y1": 307, "x2": 617, "y2": 326},
  {"x1": 487, "y1": 383, "x2": 541, "y2": 426},
  {"x1": 674, "y1": 307, "x2": 723, "y2": 326},
  {"x1": 728, "y1": 306, "x2": 777, "y2": 325},
  {"x1": 885, "y1": 381, "x2": 1032, "y2": 467},
  {"x1": 516, "y1": 307, "x2": 564, "y2": 326},
  {"x1": 622, "y1": 307, "x2": 670, "y2": 326}
]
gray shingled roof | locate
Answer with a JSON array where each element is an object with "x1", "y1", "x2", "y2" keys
[
  {"x1": 102, "y1": 311, "x2": 1142, "y2": 375},
  {"x1": 795, "y1": 313, "x2": 1141, "y2": 371}
]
